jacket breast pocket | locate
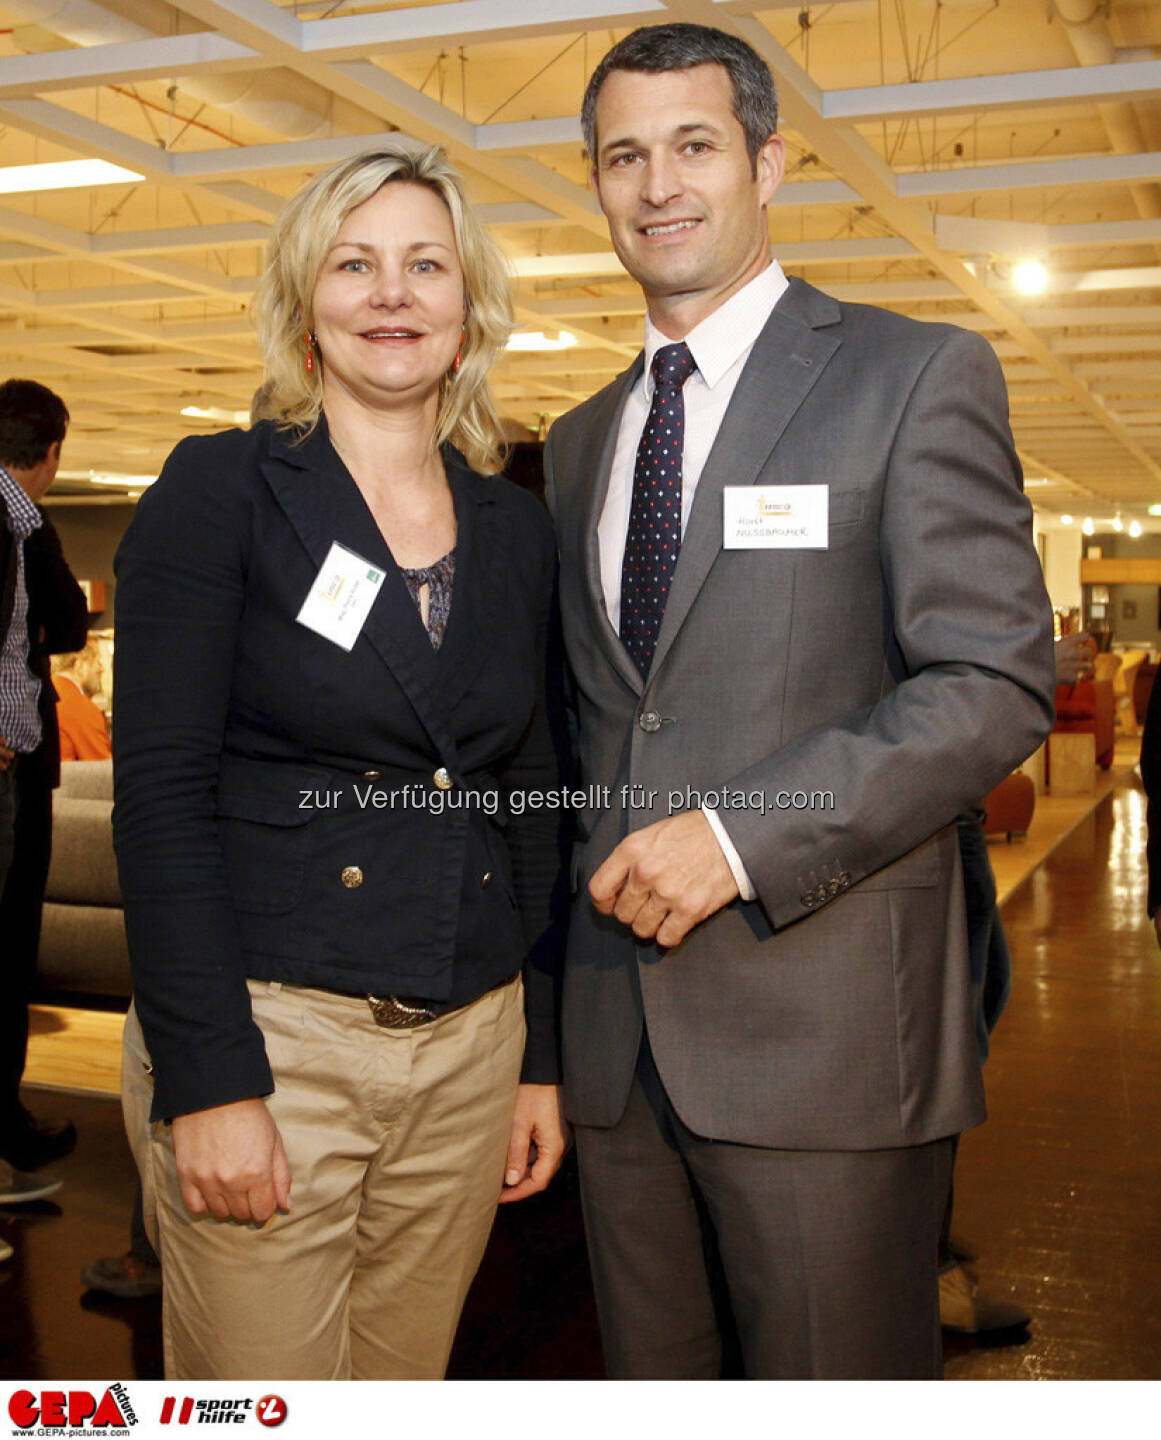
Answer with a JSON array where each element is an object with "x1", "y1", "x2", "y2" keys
[
  {"x1": 215, "y1": 759, "x2": 323, "y2": 917},
  {"x1": 825, "y1": 487, "x2": 865, "y2": 550}
]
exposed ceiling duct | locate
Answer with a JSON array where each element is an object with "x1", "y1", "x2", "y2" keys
[
  {"x1": 5, "y1": 0, "x2": 382, "y2": 141},
  {"x1": 1052, "y1": 0, "x2": 1161, "y2": 222}
]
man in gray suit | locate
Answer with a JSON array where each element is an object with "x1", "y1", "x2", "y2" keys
[{"x1": 544, "y1": 23, "x2": 1055, "y2": 1379}]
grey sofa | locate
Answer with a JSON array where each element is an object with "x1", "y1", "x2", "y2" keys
[{"x1": 39, "y1": 758, "x2": 131, "y2": 999}]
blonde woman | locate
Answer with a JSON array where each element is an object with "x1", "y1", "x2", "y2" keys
[{"x1": 114, "y1": 144, "x2": 567, "y2": 1379}]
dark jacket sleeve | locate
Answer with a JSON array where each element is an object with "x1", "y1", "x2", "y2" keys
[
  {"x1": 498, "y1": 493, "x2": 569, "y2": 1084},
  {"x1": 25, "y1": 517, "x2": 89, "y2": 786},
  {"x1": 113, "y1": 437, "x2": 274, "y2": 1121},
  {"x1": 25, "y1": 517, "x2": 88, "y2": 655}
]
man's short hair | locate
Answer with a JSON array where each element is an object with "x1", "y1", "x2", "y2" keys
[
  {"x1": 0, "y1": 379, "x2": 69, "y2": 470},
  {"x1": 581, "y1": 23, "x2": 779, "y2": 172}
]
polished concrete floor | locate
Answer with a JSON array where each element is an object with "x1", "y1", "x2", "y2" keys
[{"x1": 2, "y1": 774, "x2": 1159, "y2": 1380}]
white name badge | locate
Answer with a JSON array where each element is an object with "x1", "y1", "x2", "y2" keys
[
  {"x1": 723, "y1": 485, "x2": 829, "y2": 549},
  {"x1": 296, "y1": 542, "x2": 386, "y2": 651}
]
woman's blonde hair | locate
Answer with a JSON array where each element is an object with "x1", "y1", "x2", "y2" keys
[{"x1": 252, "y1": 142, "x2": 513, "y2": 474}]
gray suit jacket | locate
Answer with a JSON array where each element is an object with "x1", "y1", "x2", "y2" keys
[{"x1": 545, "y1": 277, "x2": 1055, "y2": 1151}]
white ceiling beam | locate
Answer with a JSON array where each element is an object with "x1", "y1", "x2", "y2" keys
[
  {"x1": 1053, "y1": 266, "x2": 1161, "y2": 293},
  {"x1": 1027, "y1": 304, "x2": 1161, "y2": 327},
  {"x1": 158, "y1": 0, "x2": 303, "y2": 51},
  {"x1": 818, "y1": 280, "x2": 961, "y2": 302},
  {"x1": 1052, "y1": 334, "x2": 1161, "y2": 356},
  {"x1": 511, "y1": 236, "x2": 918, "y2": 279},
  {"x1": 771, "y1": 179, "x2": 860, "y2": 207},
  {"x1": 16, "y1": 283, "x2": 195, "y2": 309},
  {"x1": 935, "y1": 213, "x2": 1049, "y2": 256},
  {"x1": 0, "y1": 243, "x2": 54, "y2": 264},
  {"x1": 824, "y1": 58, "x2": 1161, "y2": 124},
  {"x1": 477, "y1": 119, "x2": 583, "y2": 154},
  {"x1": 1073, "y1": 360, "x2": 1161, "y2": 378},
  {"x1": 479, "y1": 203, "x2": 561, "y2": 226},
  {"x1": 902, "y1": 151, "x2": 1161, "y2": 198},
  {"x1": 1048, "y1": 219, "x2": 1161, "y2": 249},
  {"x1": 0, "y1": 33, "x2": 261, "y2": 100},
  {"x1": 171, "y1": 132, "x2": 410, "y2": 180},
  {"x1": 90, "y1": 222, "x2": 271, "y2": 256},
  {"x1": 533, "y1": 296, "x2": 644, "y2": 318},
  {"x1": 301, "y1": 0, "x2": 666, "y2": 58}
]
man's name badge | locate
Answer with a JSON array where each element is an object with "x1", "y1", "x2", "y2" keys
[
  {"x1": 296, "y1": 542, "x2": 385, "y2": 651},
  {"x1": 723, "y1": 485, "x2": 829, "y2": 550}
]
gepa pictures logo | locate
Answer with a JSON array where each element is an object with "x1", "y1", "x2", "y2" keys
[{"x1": 8, "y1": 1384, "x2": 136, "y2": 1432}]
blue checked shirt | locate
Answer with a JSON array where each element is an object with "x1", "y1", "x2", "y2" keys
[{"x1": 0, "y1": 463, "x2": 44, "y2": 753}]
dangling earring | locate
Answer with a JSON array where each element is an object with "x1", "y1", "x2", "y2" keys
[
  {"x1": 452, "y1": 328, "x2": 466, "y2": 375},
  {"x1": 304, "y1": 330, "x2": 317, "y2": 373}
]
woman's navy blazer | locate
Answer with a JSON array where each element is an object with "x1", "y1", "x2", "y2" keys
[{"x1": 113, "y1": 419, "x2": 562, "y2": 1121}]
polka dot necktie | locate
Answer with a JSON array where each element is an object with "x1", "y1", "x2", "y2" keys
[{"x1": 620, "y1": 341, "x2": 698, "y2": 679}]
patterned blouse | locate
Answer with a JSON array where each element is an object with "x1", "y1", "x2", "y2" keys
[{"x1": 399, "y1": 548, "x2": 455, "y2": 650}]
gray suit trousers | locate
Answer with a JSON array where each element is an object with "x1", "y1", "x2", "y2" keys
[{"x1": 575, "y1": 1034, "x2": 953, "y2": 1379}]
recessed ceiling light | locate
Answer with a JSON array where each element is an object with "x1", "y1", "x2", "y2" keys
[
  {"x1": 1060, "y1": 514, "x2": 1073, "y2": 525},
  {"x1": 506, "y1": 330, "x2": 577, "y2": 352},
  {"x1": 88, "y1": 472, "x2": 158, "y2": 487},
  {"x1": 0, "y1": 159, "x2": 144, "y2": 195},
  {"x1": 1129, "y1": 521, "x2": 1143, "y2": 538},
  {"x1": 181, "y1": 405, "x2": 251, "y2": 425}
]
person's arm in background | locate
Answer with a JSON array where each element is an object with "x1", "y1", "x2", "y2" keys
[
  {"x1": 1139, "y1": 673, "x2": 1161, "y2": 949},
  {"x1": 1055, "y1": 631, "x2": 1097, "y2": 687},
  {"x1": 25, "y1": 516, "x2": 88, "y2": 656}
]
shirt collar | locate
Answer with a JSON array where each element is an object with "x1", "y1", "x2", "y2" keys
[
  {"x1": 642, "y1": 258, "x2": 789, "y2": 394},
  {"x1": 0, "y1": 464, "x2": 43, "y2": 540}
]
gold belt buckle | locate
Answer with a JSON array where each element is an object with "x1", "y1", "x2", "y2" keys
[{"x1": 366, "y1": 994, "x2": 437, "y2": 1029}]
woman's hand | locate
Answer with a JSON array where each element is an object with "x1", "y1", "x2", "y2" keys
[
  {"x1": 171, "y1": 1097, "x2": 292, "y2": 1225},
  {"x1": 498, "y1": 1083, "x2": 570, "y2": 1204}
]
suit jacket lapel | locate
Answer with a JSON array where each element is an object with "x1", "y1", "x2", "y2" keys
[
  {"x1": 574, "y1": 358, "x2": 647, "y2": 697},
  {"x1": 649, "y1": 279, "x2": 842, "y2": 681},
  {"x1": 259, "y1": 420, "x2": 462, "y2": 767}
]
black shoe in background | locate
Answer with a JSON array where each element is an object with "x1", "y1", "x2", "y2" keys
[{"x1": 0, "y1": 1110, "x2": 77, "y2": 1170}]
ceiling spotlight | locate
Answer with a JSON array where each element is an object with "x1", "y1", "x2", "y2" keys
[
  {"x1": 1129, "y1": 520, "x2": 1143, "y2": 538},
  {"x1": 1112, "y1": 515, "x2": 1124, "y2": 532},
  {"x1": 1012, "y1": 258, "x2": 1049, "y2": 296},
  {"x1": 506, "y1": 330, "x2": 578, "y2": 352},
  {"x1": 1082, "y1": 517, "x2": 1095, "y2": 536},
  {"x1": 1060, "y1": 514, "x2": 1073, "y2": 525}
]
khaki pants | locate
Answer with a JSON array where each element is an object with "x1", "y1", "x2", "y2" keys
[{"x1": 122, "y1": 976, "x2": 524, "y2": 1379}]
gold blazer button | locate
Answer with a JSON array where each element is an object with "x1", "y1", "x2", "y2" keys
[
  {"x1": 433, "y1": 767, "x2": 453, "y2": 790},
  {"x1": 341, "y1": 865, "x2": 364, "y2": 889}
]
